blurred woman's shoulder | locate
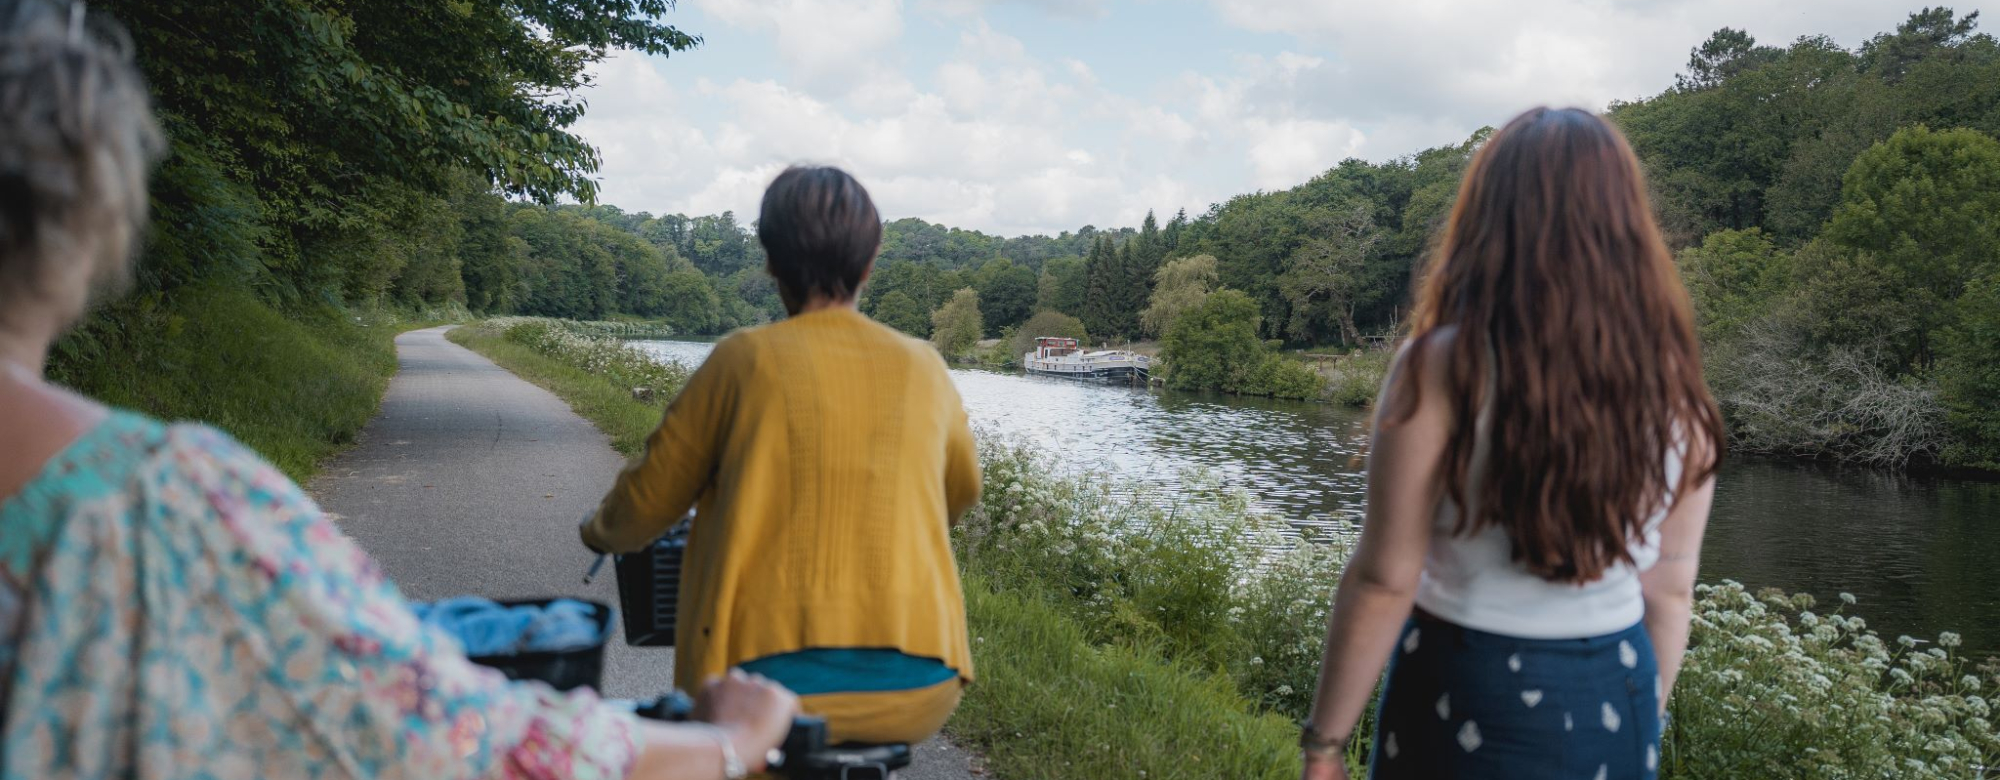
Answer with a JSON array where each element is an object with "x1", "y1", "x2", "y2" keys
[{"x1": 0, "y1": 409, "x2": 313, "y2": 580}]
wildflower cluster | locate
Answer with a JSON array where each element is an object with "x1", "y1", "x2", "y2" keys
[
  {"x1": 1669, "y1": 582, "x2": 1998, "y2": 778},
  {"x1": 955, "y1": 434, "x2": 1348, "y2": 718},
  {"x1": 481, "y1": 317, "x2": 691, "y2": 398}
]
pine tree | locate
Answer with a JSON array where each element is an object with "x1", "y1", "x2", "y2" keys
[
  {"x1": 1110, "y1": 240, "x2": 1146, "y2": 341},
  {"x1": 1164, "y1": 208, "x2": 1189, "y2": 254},
  {"x1": 1135, "y1": 211, "x2": 1166, "y2": 300},
  {"x1": 1082, "y1": 236, "x2": 1118, "y2": 339}
]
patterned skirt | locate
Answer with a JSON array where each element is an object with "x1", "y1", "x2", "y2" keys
[{"x1": 1368, "y1": 613, "x2": 1662, "y2": 780}]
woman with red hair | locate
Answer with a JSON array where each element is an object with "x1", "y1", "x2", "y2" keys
[{"x1": 1299, "y1": 107, "x2": 1726, "y2": 780}]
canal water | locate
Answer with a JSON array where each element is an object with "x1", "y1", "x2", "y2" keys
[{"x1": 632, "y1": 339, "x2": 2000, "y2": 655}]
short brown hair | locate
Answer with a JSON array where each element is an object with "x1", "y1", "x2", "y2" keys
[
  {"x1": 0, "y1": 0, "x2": 162, "y2": 319},
  {"x1": 757, "y1": 165, "x2": 881, "y2": 301}
]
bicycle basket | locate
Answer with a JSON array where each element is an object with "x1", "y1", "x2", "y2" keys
[
  {"x1": 464, "y1": 598, "x2": 612, "y2": 692},
  {"x1": 613, "y1": 514, "x2": 690, "y2": 647}
]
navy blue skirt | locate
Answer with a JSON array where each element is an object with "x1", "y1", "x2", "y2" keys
[{"x1": 1368, "y1": 613, "x2": 1662, "y2": 779}]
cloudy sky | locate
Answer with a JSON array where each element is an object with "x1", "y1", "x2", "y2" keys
[{"x1": 573, "y1": 0, "x2": 1994, "y2": 237}]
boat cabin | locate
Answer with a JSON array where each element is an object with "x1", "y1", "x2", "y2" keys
[{"x1": 1033, "y1": 337, "x2": 1081, "y2": 360}]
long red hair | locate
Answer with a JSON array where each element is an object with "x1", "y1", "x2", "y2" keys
[{"x1": 1387, "y1": 107, "x2": 1725, "y2": 583}]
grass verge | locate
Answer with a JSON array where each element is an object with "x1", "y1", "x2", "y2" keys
[
  {"x1": 445, "y1": 319, "x2": 683, "y2": 455},
  {"x1": 952, "y1": 576, "x2": 1303, "y2": 780},
  {"x1": 47, "y1": 284, "x2": 450, "y2": 481}
]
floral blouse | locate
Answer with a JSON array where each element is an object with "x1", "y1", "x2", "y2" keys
[{"x1": 0, "y1": 411, "x2": 640, "y2": 779}]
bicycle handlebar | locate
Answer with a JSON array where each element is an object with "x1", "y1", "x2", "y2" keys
[{"x1": 627, "y1": 692, "x2": 911, "y2": 779}]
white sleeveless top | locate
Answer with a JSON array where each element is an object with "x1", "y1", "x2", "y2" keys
[{"x1": 1411, "y1": 372, "x2": 1685, "y2": 640}]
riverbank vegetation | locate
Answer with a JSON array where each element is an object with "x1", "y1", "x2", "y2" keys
[{"x1": 460, "y1": 316, "x2": 2000, "y2": 779}]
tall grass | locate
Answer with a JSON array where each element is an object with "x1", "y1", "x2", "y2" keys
[
  {"x1": 1317, "y1": 349, "x2": 1392, "y2": 408},
  {"x1": 46, "y1": 284, "x2": 441, "y2": 480},
  {"x1": 446, "y1": 318, "x2": 690, "y2": 455},
  {"x1": 459, "y1": 316, "x2": 1999, "y2": 779},
  {"x1": 953, "y1": 578, "x2": 1304, "y2": 780}
]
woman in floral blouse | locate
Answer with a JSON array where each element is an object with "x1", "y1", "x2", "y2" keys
[{"x1": 0, "y1": 3, "x2": 796, "y2": 778}]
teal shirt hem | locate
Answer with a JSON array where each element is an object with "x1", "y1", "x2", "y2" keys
[{"x1": 737, "y1": 649, "x2": 957, "y2": 696}]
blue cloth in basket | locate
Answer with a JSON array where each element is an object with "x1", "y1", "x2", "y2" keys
[{"x1": 411, "y1": 597, "x2": 604, "y2": 656}]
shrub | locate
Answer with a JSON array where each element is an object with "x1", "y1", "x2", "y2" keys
[
  {"x1": 1321, "y1": 349, "x2": 1390, "y2": 407},
  {"x1": 1160, "y1": 289, "x2": 1266, "y2": 393},
  {"x1": 955, "y1": 436, "x2": 1346, "y2": 719},
  {"x1": 1243, "y1": 353, "x2": 1324, "y2": 400},
  {"x1": 931, "y1": 287, "x2": 984, "y2": 358}
]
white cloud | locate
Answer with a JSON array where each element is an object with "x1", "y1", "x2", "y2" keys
[
  {"x1": 1204, "y1": 0, "x2": 1953, "y2": 158},
  {"x1": 575, "y1": 0, "x2": 2000, "y2": 235},
  {"x1": 916, "y1": 0, "x2": 1115, "y2": 20},
  {"x1": 1246, "y1": 119, "x2": 1366, "y2": 190},
  {"x1": 697, "y1": 0, "x2": 906, "y2": 98}
]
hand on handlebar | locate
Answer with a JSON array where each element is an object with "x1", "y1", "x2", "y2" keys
[
  {"x1": 579, "y1": 511, "x2": 609, "y2": 555},
  {"x1": 695, "y1": 669, "x2": 800, "y2": 772}
]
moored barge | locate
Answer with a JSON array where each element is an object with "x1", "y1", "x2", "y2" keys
[{"x1": 1022, "y1": 337, "x2": 1152, "y2": 383}]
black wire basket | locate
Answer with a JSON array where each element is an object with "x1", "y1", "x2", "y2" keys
[{"x1": 614, "y1": 515, "x2": 691, "y2": 647}]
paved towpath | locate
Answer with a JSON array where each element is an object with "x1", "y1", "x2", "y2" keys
[{"x1": 310, "y1": 326, "x2": 985, "y2": 779}]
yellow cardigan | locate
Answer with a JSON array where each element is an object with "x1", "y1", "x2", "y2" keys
[{"x1": 583, "y1": 307, "x2": 980, "y2": 692}]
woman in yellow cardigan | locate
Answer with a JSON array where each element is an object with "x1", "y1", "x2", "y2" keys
[{"x1": 584, "y1": 166, "x2": 980, "y2": 746}]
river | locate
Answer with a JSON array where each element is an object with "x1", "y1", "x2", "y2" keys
[{"x1": 632, "y1": 339, "x2": 2000, "y2": 656}]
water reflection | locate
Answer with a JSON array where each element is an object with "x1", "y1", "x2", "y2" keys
[{"x1": 632, "y1": 339, "x2": 2000, "y2": 654}]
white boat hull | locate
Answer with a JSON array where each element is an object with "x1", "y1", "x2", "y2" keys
[{"x1": 1022, "y1": 351, "x2": 1152, "y2": 383}]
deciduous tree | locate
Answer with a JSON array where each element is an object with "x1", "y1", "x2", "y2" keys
[{"x1": 930, "y1": 288, "x2": 984, "y2": 358}]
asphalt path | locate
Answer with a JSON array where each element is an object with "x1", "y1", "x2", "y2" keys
[{"x1": 309, "y1": 326, "x2": 985, "y2": 779}]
